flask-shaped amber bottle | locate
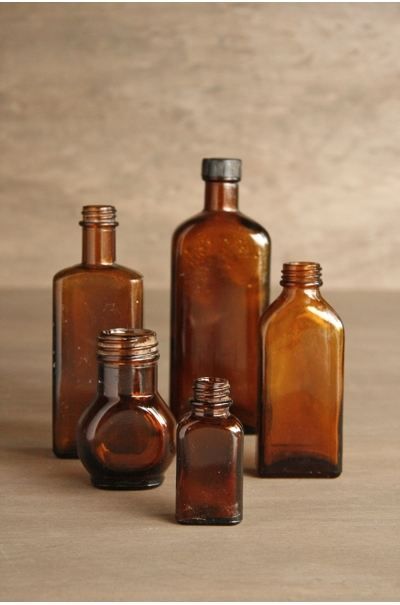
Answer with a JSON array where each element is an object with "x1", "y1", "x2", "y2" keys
[
  {"x1": 77, "y1": 328, "x2": 176, "y2": 489},
  {"x1": 176, "y1": 377, "x2": 244, "y2": 525},
  {"x1": 53, "y1": 205, "x2": 143, "y2": 459},
  {"x1": 170, "y1": 158, "x2": 271, "y2": 432},
  {"x1": 258, "y1": 262, "x2": 344, "y2": 478}
]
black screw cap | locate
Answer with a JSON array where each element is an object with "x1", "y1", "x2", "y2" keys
[{"x1": 201, "y1": 158, "x2": 242, "y2": 182}]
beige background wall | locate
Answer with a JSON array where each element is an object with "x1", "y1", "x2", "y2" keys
[{"x1": 1, "y1": 3, "x2": 399, "y2": 290}]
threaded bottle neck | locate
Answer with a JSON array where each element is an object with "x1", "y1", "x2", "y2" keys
[
  {"x1": 280, "y1": 262, "x2": 322, "y2": 288},
  {"x1": 79, "y1": 205, "x2": 118, "y2": 227},
  {"x1": 98, "y1": 329, "x2": 159, "y2": 397},
  {"x1": 98, "y1": 328, "x2": 159, "y2": 365},
  {"x1": 191, "y1": 377, "x2": 232, "y2": 417},
  {"x1": 80, "y1": 205, "x2": 117, "y2": 265}
]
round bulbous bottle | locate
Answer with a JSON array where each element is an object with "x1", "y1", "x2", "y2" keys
[
  {"x1": 258, "y1": 262, "x2": 345, "y2": 478},
  {"x1": 176, "y1": 377, "x2": 244, "y2": 525},
  {"x1": 77, "y1": 328, "x2": 176, "y2": 489}
]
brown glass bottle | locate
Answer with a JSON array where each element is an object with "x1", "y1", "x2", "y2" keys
[
  {"x1": 176, "y1": 377, "x2": 244, "y2": 525},
  {"x1": 77, "y1": 329, "x2": 176, "y2": 489},
  {"x1": 170, "y1": 158, "x2": 271, "y2": 432},
  {"x1": 258, "y1": 262, "x2": 344, "y2": 478},
  {"x1": 53, "y1": 205, "x2": 143, "y2": 459}
]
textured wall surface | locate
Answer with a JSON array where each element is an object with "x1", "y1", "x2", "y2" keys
[{"x1": 1, "y1": 3, "x2": 400, "y2": 289}]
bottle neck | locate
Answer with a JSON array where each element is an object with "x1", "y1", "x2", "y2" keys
[
  {"x1": 281, "y1": 285, "x2": 322, "y2": 301},
  {"x1": 100, "y1": 363, "x2": 157, "y2": 398},
  {"x1": 204, "y1": 181, "x2": 239, "y2": 212},
  {"x1": 192, "y1": 402, "x2": 231, "y2": 419},
  {"x1": 280, "y1": 262, "x2": 323, "y2": 300},
  {"x1": 82, "y1": 226, "x2": 116, "y2": 266},
  {"x1": 191, "y1": 377, "x2": 232, "y2": 418}
]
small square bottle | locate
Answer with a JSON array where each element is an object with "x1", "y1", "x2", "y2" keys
[{"x1": 175, "y1": 377, "x2": 244, "y2": 525}]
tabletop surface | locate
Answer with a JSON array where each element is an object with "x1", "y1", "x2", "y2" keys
[{"x1": 0, "y1": 288, "x2": 399, "y2": 601}]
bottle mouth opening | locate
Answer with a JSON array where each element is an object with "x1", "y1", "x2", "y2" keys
[
  {"x1": 192, "y1": 377, "x2": 232, "y2": 404},
  {"x1": 79, "y1": 205, "x2": 118, "y2": 227},
  {"x1": 98, "y1": 328, "x2": 159, "y2": 363},
  {"x1": 280, "y1": 261, "x2": 323, "y2": 287}
]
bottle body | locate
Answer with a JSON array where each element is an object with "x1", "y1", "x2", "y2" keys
[
  {"x1": 77, "y1": 391, "x2": 175, "y2": 489},
  {"x1": 76, "y1": 329, "x2": 176, "y2": 489},
  {"x1": 258, "y1": 263, "x2": 344, "y2": 478},
  {"x1": 176, "y1": 377, "x2": 244, "y2": 525},
  {"x1": 52, "y1": 206, "x2": 143, "y2": 458},
  {"x1": 170, "y1": 161, "x2": 270, "y2": 432}
]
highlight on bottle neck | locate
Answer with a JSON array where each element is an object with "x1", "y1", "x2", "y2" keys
[
  {"x1": 79, "y1": 205, "x2": 118, "y2": 227},
  {"x1": 202, "y1": 159, "x2": 241, "y2": 212},
  {"x1": 97, "y1": 328, "x2": 159, "y2": 365},
  {"x1": 191, "y1": 377, "x2": 232, "y2": 416},
  {"x1": 280, "y1": 262, "x2": 323, "y2": 288},
  {"x1": 80, "y1": 205, "x2": 117, "y2": 265}
]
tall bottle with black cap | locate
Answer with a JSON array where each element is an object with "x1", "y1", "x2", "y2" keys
[
  {"x1": 53, "y1": 205, "x2": 143, "y2": 458},
  {"x1": 170, "y1": 159, "x2": 271, "y2": 432}
]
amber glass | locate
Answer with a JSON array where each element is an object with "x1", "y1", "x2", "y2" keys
[
  {"x1": 77, "y1": 329, "x2": 175, "y2": 489},
  {"x1": 53, "y1": 205, "x2": 143, "y2": 459},
  {"x1": 176, "y1": 377, "x2": 244, "y2": 525},
  {"x1": 258, "y1": 262, "x2": 344, "y2": 478},
  {"x1": 170, "y1": 163, "x2": 270, "y2": 432}
]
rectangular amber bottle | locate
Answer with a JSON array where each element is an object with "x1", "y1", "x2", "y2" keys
[
  {"x1": 170, "y1": 158, "x2": 271, "y2": 432},
  {"x1": 53, "y1": 205, "x2": 143, "y2": 458},
  {"x1": 258, "y1": 262, "x2": 344, "y2": 478},
  {"x1": 176, "y1": 377, "x2": 244, "y2": 525}
]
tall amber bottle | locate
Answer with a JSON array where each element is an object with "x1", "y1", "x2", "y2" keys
[
  {"x1": 77, "y1": 329, "x2": 175, "y2": 489},
  {"x1": 258, "y1": 262, "x2": 344, "y2": 478},
  {"x1": 53, "y1": 205, "x2": 143, "y2": 459},
  {"x1": 170, "y1": 158, "x2": 271, "y2": 432}
]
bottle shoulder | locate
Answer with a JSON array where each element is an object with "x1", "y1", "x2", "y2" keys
[
  {"x1": 81, "y1": 393, "x2": 175, "y2": 425},
  {"x1": 172, "y1": 210, "x2": 270, "y2": 247},
  {"x1": 111, "y1": 263, "x2": 143, "y2": 281},
  {"x1": 53, "y1": 263, "x2": 83, "y2": 281},
  {"x1": 319, "y1": 295, "x2": 345, "y2": 330},
  {"x1": 172, "y1": 211, "x2": 209, "y2": 240},
  {"x1": 236, "y1": 212, "x2": 271, "y2": 242},
  {"x1": 262, "y1": 290, "x2": 344, "y2": 333},
  {"x1": 177, "y1": 413, "x2": 243, "y2": 437},
  {"x1": 53, "y1": 263, "x2": 143, "y2": 283}
]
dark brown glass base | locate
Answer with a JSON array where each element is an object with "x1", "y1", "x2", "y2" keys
[
  {"x1": 53, "y1": 448, "x2": 78, "y2": 459},
  {"x1": 176, "y1": 515, "x2": 242, "y2": 526},
  {"x1": 258, "y1": 456, "x2": 341, "y2": 478},
  {"x1": 91, "y1": 476, "x2": 164, "y2": 490}
]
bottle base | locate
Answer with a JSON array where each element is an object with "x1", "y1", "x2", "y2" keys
[
  {"x1": 176, "y1": 515, "x2": 242, "y2": 526},
  {"x1": 53, "y1": 448, "x2": 78, "y2": 459},
  {"x1": 91, "y1": 476, "x2": 164, "y2": 490},
  {"x1": 258, "y1": 456, "x2": 341, "y2": 478}
]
